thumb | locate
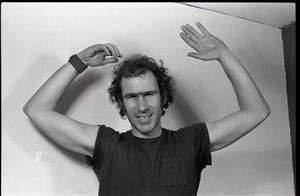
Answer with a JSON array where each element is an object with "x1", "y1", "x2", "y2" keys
[
  {"x1": 103, "y1": 57, "x2": 119, "y2": 65},
  {"x1": 187, "y1": 52, "x2": 202, "y2": 59}
]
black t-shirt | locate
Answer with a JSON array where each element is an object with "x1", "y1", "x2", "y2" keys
[{"x1": 87, "y1": 123, "x2": 211, "y2": 196}]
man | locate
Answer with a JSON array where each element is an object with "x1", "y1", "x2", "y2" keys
[{"x1": 23, "y1": 22, "x2": 270, "y2": 195}]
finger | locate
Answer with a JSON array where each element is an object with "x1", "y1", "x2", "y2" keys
[
  {"x1": 92, "y1": 44, "x2": 111, "y2": 56},
  {"x1": 105, "y1": 44, "x2": 117, "y2": 57},
  {"x1": 187, "y1": 52, "x2": 201, "y2": 59},
  {"x1": 188, "y1": 52, "x2": 210, "y2": 61},
  {"x1": 180, "y1": 32, "x2": 197, "y2": 49},
  {"x1": 111, "y1": 44, "x2": 123, "y2": 58},
  {"x1": 181, "y1": 26, "x2": 198, "y2": 42},
  {"x1": 185, "y1": 24, "x2": 203, "y2": 38},
  {"x1": 196, "y1": 22, "x2": 210, "y2": 36},
  {"x1": 103, "y1": 57, "x2": 119, "y2": 64}
]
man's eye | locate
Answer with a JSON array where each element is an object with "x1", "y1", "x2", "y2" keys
[{"x1": 127, "y1": 95, "x2": 137, "y2": 99}]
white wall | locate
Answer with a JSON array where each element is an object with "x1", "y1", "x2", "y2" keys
[{"x1": 2, "y1": 3, "x2": 294, "y2": 195}]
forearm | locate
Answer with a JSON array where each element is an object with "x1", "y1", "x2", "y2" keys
[
  {"x1": 218, "y1": 49, "x2": 270, "y2": 115},
  {"x1": 24, "y1": 62, "x2": 77, "y2": 114}
]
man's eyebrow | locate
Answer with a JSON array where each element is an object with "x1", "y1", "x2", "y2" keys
[{"x1": 124, "y1": 90, "x2": 158, "y2": 98}]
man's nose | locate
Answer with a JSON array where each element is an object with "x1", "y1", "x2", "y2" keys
[{"x1": 137, "y1": 96, "x2": 149, "y2": 112}]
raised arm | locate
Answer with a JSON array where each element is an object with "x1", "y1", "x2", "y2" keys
[
  {"x1": 180, "y1": 22, "x2": 271, "y2": 152},
  {"x1": 23, "y1": 44, "x2": 122, "y2": 156}
]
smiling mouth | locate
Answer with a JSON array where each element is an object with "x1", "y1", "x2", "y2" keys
[{"x1": 137, "y1": 114, "x2": 152, "y2": 120}]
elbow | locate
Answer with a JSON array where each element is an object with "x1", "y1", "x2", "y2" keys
[
  {"x1": 23, "y1": 101, "x2": 38, "y2": 118},
  {"x1": 256, "y1": 104, "x2": 271, "y2": 123},
  {"x1": 23, "y1": 102, "x2": 33, "y2": 118},
  {"x1": 243, "y1": 103, "x2": 271, "y2": 124},
  {"x1": 262, "y1": 104, "x2": 271, "y2": 119},
  {"x1": 23, "y1": 101, "x2": 54, "y2": 120},
  {"x1": 23, "y1": 102, "x2": 30, "y2": 116}
]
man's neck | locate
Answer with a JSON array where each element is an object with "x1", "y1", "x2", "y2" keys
[{"x1": 131, "y1": 126, "x2": 162, "y2": 139}]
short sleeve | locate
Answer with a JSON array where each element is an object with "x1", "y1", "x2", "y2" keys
[
  {"x1": 195, "y1": 123, "x2": 212, "y2": 169},
  {"x1": 178, "y1": 123, "x2": 212, "y2": 170},
  {"x1": 86, "y1": 125, "x2": 118, "y2": 175}
]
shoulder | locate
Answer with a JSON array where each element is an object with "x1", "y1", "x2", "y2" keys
[
  {"x1": 166, "y1": 123, "x2": 210, "y2": 146},
  {"x1": 94, "y1": 125, "x2": 121, "y2": 145},
  {"x1": 163, "y1": 123, "x2": 207, "y2": 135},
  {"x1": 176, "y1": 123, "x2": 208, "y2": 136},
  {"x1": 162, "y1": 123, "x2": 207, "y2": 139}
]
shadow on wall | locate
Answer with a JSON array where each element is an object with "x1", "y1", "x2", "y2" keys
[
  {"x1": 171, "y1": 87, "x2": 204, "y2": 127},
  {"x1": 201, "y1": 147, "x2": 293, "y2": 195},
  {"x1": 4, "y1": 55, "x2": 107, "y2": 193},
  {"x1": 35, "y1": 69, "x2": 104, "y2": 165},
  {"x1": 162, "y1": 86, "x2": 292, "y2": 195},
  {"x1": 55, "y1": 68, "x2": 104, "y2": 114}
]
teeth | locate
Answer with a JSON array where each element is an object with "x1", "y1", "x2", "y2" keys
[{"x1": 137, "y1": 114, "x2": 151, "y2": 119}]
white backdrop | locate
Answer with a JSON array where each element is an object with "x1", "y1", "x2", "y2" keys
[{"x1": 2, "y1": 3, "x2": 294, "y2": 195}]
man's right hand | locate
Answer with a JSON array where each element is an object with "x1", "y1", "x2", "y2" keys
[{"x1": 77, "y1": 43, "x2": 123, "y2": 67}]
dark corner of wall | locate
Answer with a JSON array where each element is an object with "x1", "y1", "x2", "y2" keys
[{"x1": 282, "y1": 22, "x2": 296, "y2": 195}]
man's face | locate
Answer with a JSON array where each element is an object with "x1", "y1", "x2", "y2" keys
[{"x1": 121, "y1": 71, "x2": 163, "y2": 138}]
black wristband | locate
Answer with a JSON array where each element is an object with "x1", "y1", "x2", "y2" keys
[{"x1": 69, "y1": 54, "x2": 87, "y2": 74}]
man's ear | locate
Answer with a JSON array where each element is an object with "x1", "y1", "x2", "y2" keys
[
  {"x1": 120, "y1": 99, "x2": 127, "y2": 113},
  {"x1": 161, "y1": 91, "x2": 167, "y2": 107},
  {"x1": 119, "y1": 100, "x2": 128, "y2": 120}
]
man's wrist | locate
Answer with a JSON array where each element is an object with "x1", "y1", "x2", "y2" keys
[
  {"x1": 218, "y1": 48, "x2": 233, "y2": 62},
  {"x1": 68, "y1": 54, "x2": 88, "y2": 74}
]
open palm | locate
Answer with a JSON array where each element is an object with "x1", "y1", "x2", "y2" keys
[{"x1": 180, "y1": 22, "x2": 228, "y2": 61}]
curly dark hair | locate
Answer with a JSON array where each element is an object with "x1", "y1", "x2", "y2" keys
[{"x1": 108, "y1": 54, "x2": 174, "y2": 118}]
